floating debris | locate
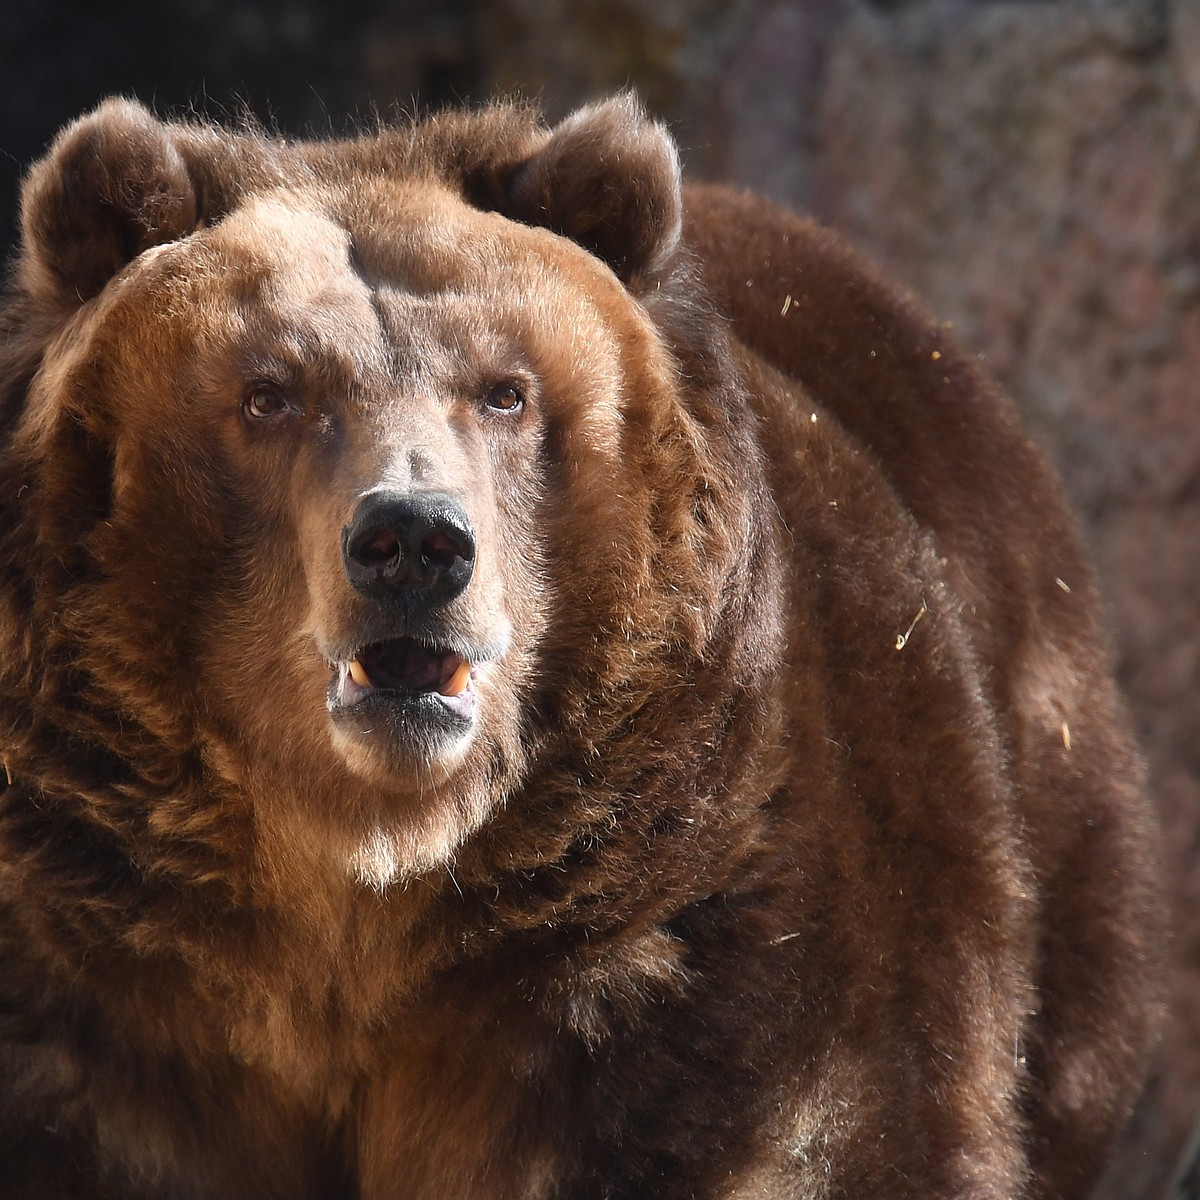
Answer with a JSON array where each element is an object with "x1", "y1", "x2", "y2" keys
[{"x1": 895, "y1": 600, "x2": 929, "y2": 651}]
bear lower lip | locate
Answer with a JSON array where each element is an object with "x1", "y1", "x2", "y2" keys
[{"x1": 330, "y1": 685, "x2": 475, "y2": 732}]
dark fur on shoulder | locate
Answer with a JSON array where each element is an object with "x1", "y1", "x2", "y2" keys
[{"x1": 0, "y1": 95, "x2": 1162, "y2": 1200}]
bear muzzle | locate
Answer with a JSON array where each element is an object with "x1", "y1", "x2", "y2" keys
[{"x1": 320, "y1": 489, "x2": 510, "y2": 751}]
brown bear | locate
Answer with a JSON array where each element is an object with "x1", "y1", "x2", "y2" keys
[{"x1": 0, "y1": 94, "x2": 1163, "y2": 1199}]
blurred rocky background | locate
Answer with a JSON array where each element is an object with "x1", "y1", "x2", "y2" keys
[{"x1": 1, "y1": 0, "x2": 1196, "y2": 1193}]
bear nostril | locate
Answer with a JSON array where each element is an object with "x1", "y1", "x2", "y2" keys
[
  {"x1": 421, "y1": 529, "x2": 458, "y2": 570},
  {"x1": 357, "y1": 529, "x2": 402, "y2": 568},
  {"x1": 342, "y1": 491, "x2": 476, "y2": 607}
]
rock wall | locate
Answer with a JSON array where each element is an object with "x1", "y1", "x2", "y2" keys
[{"x1": 2, "y1": 0, "x2": 1196, "y2": 1192}]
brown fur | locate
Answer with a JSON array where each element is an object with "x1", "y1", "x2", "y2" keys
[{"x1": 0, "y1": 95, "x2": 1163, "y2": 1199}]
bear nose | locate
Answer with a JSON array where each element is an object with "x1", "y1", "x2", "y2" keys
[{"x1": 342, "y1": 491, "x2": 476, "y2": 606}]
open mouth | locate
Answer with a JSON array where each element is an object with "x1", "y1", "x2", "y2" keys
[{"x1": 328, "y1": 636, "x2": 477, "y2": 724}]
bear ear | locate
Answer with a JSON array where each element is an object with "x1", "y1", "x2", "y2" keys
[
  {"x1": 19, "y1": 98, "x2": 199, "y2": 308},
  {"x1": 501, "y1": 95, "x2": 683, "y2": 287}
]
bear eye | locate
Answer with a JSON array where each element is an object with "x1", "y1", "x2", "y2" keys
[
  {"x1": 483, "y1": 383, "x2": 525, "y2": 415},
  {"x1": 242, "y1": 382, "x2": 291, "y2": 421}
]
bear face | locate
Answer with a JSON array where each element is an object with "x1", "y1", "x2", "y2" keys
[
  {"x1": 0, "y1": 96, "x2": 1162, "y2": 1200},
  {"x1": 3, "y1": 99, "x2": 762, "y2": 882}
]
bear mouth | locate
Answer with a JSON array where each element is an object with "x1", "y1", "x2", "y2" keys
[{"x1": 327, "y1": 637, "x2": 477, "y2": 725}]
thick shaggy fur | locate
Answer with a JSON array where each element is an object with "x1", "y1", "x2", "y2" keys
[{"x1": 0, "y1": 96, "x2": 1162, "y2": 1199}]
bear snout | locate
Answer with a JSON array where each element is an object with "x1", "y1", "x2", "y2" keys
[{"x1": 342, "y1": 490, "x2": 476, "y2": 609}]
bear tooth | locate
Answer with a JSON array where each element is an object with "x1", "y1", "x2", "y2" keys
[
  {"x1": 440, "y1": 660, "x2": 472, "y2": 697},
  {"x1": 348, "y1": 658, "x2": 373, "y2": 689}
]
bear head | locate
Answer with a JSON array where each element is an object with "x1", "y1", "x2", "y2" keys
[{"x1": 0, "y1": 97, "x2": 778, "y2": 891}]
